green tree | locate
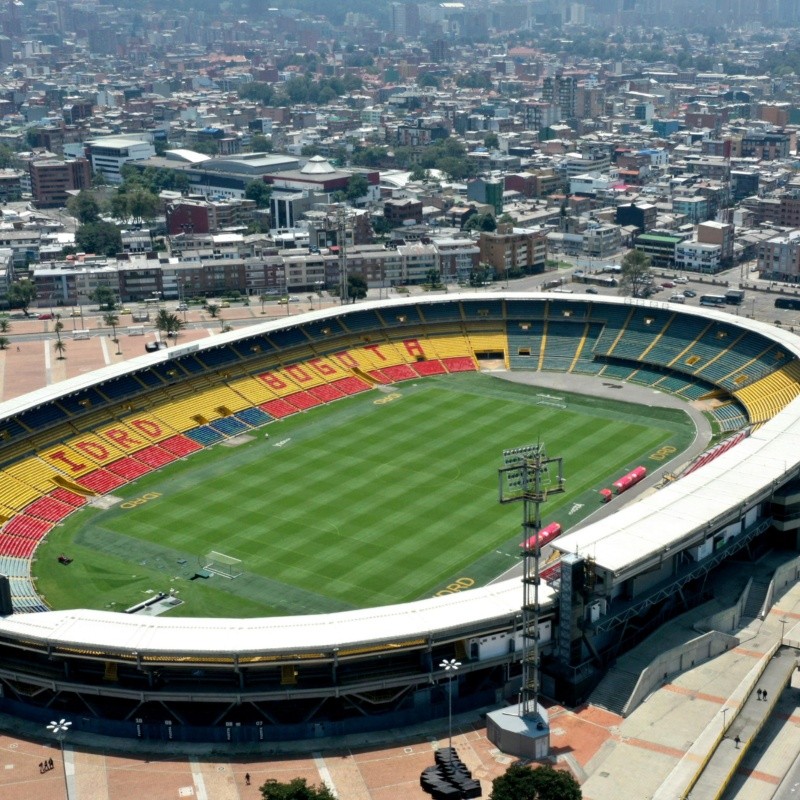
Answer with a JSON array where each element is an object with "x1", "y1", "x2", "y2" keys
[
  {"x1": 345, "y1": 174, "x2": 369, "y2": 203},
  {"x1": 53, "y1": 317, "x2": 66, "y2": 360},
  {"x1": 351, "y1": 146, "x2": 387, "y2": 168},
  {"x1": 0, "y1": 315, "x2": 10, "y2": 335},
  {"x1": 259, "y1": 777, "x2": 335, "y2": 800},
  {"x1": 490, "y1": 763, "x2": 582, "y2": 800},
  {"x1": 469, "y1": 263, "x2": 492, "y2": 287},
  {"x1": 75, "y1": 221, "x2": 123, "y2": 257},
  {"x1": 206, "y1": 303, "x2": 220, "y2": 319},
  {"x1": 7, "y1": 280, "x2": 37, "y2": 315},
  {"x1": 437, "y1": 155, "x2": 474, "y2": 181},
  {"x1": 238, "y1": 82, "x2": 275, "y2": 105},
  {"x1": 0, "y1": 336, "x2": 8, "y2": 350},
  {"x1": 0, "y1": 143, "x2": 18, "y2": 169},
  {"x1": 244, "y1": 180, "x2": 273, "y2": 209},
  {"x1": 66, "y1": 190, "x2": 100, "y2": 224},
  {"x1": 456, "y1": 71, "x2": 492, "y2": 90},
  {"x1": 418, "y1": 72, "x2": 440, "y2": 88},
  {"x1": 103, "y1": 312, "x2": 120, "y2": 343},
  {"x1": 191, "y1": 139, "x2": 221, "y2": 156},
  {"x1": 126, "y1": 187, "x2": 159, "y2": 225},
  {"x1": 250, "y1": 134, "x2": 273, "y2": 153},
  {"x1": 91, "y1": 286, "x2": 117, "y2": 311},
  {"x1": 484, "y1": 132, "x2": 500, "y2": 149},
  {"x1": 346, "y1": 274, "x2": 368, "y2": 303},
  {"x1": 109, "y1": 192, "x2": 131, "y2": 223},
  {"x1": 425, "y1": 268, "x2": 441, "y2": 288},
  {"x1": 618, "y1": 249, "x2": 653, "y2": 298},
  {"x1": 372, "y1": 216, "x2": 392, "y2": 237},
  {"x1": 465, "y1": 213, "x2": 497, "y2": 232},
  {"x1": 154, "y1": 309, "x2": 185, "y2": 341}
]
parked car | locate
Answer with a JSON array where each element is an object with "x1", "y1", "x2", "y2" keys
[
  {"x1": 682, "y1": 289, "x2": 697, "y2": 298},
  {"x1": 37, "y1": 312, "x2": 54, "y2": 320},
  {"x1": 674, "y1": 276, "x2": 688, "y2": 284},
  {"x1": 661, "y1": 281, "x2": 676, "y2": 289},
  {"x1": 585, "y1": 287, "x2": 599, "y2": 294},
  {"x1": 668, "y1": 294, "x2": 686, "y2": 304}
]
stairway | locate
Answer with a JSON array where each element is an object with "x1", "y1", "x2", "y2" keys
[
  {"x1": 742, "y1": 577, "x2": 771, "y2": 622},
  {"x1": 588, "y1": 666, "x2": 641, "y2": 716}
]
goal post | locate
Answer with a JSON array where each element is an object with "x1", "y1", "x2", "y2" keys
[{"x1": 202, "y1": 550, "x2": 243, "y2": 579}]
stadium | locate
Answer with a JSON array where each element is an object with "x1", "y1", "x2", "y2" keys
[{"x1": 0, "y1": 292, "x2": 798, "y2": 744}]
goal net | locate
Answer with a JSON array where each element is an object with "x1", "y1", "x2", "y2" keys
[{"x1": 202, "y1": 550, "x2": 243, "y2": 579}]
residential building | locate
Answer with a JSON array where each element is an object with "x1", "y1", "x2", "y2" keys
[
  {"x1": 583, "y1": 223, "x2": 621, "y2": 258},
  {"x1": 739, "y1": 131, "x2": 790, "y2": 161},
  {"x1": 0, "y1": 248, "x2": 14, "y2": 302},
  {"x1": 166, "y1": 198, "x2": 257, "y2": 236},
  {"x1": 30, "y1": 158, "x2": 92, "y2": 207},
  {"x1": 504, "y1": 169, "x2": 560, "y2": 199},
  {"x1": 697, "y1": 221, "x2": 734, "y2": 266},
  {"x1": 758, "y1": 231, "x2": 800, "y2": 282},
  {"x1": 466, "y1": 178, "x2": 503, "y2": 216},
  {"x1": 384, "y1": 198, "x2": 423, "y2": 228},
  {"x1": 777, "y1": 190, "x2": 800, "y2": 229},
  {"x1": 634, "y1": 233, "x2": 683, "y2": 268},
  {"x1": 396, "y1": 242, "x2": 438, "y2": 283},
  {"x1": 433, "y1": 237, "x2": 480, "y2": 283},
  {"x1": 675, "y1": 241, "x2": 722, "y2": 274},
  {"x1": 616, "y1": 202, "x2": 657, "y2": 234},
  {"x1": 672, "y1": 196, "x2": 711, "y2": 224},
  {"x1": 478, "y1": 224, "x2": 547, "y2": 277},
  {"x1": 0, "y1": 170, "x2": 23, "y2": 203},
  {"x1": 542, "y1": 73, "x2": 577, "y2": 119}
]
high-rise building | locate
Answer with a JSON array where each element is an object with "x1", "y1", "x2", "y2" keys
[
  {"x1": 542, "y1": 72, "x2": 577, "y2": 119},
  {"x1": 391, "y1": 3, "x2": 420, "y2": 38}
]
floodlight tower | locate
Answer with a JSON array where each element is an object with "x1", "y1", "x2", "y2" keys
[{"x1": 498, "y1": 443, "x2": 564, "y2": 718}]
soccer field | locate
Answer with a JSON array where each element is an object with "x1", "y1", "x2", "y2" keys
[{"x1": 34, "y1": 373, "x2": 695, "y2": 617}]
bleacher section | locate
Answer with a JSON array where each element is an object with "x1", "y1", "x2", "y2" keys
[
  {"x1": 710, "y1": 402, "x2": 749, "y2": 432},
  {"x1": 541, "y1": 320, "x2": 587, "y2": 372},
  {"x1": 734, "y1": 361, "x2": 800, "y2": 423}
]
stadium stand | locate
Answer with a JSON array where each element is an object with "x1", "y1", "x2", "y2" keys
[{"x1": 0, "y1": 294, "x2": 799, "y2": 747}]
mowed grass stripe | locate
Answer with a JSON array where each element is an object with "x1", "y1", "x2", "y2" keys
[{"x1": 39, "y1": 374, "x2": 695, "y2": 615}]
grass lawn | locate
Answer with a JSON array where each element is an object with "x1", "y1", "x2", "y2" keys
[{"x1": 34, "y1": 373, "x2": 695, "y2": 617}]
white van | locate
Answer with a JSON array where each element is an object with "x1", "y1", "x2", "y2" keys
[{"x1": 668, "y1": 293, "x2": 686, "y2": 304}]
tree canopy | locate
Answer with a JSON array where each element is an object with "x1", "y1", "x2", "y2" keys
[
  {"x1": 490, "y1": 763, "x2": 582, "y2": 800},
  {"x1": 465, "y1": 212, "x2": 497, "y2": 232},
  {"x1": 154, "y1": 309, "x2": 185, "y2": 340},
  {"x1": 6, "y1": 280, "x2": 37, "y2": 315},
  {"x1": 66, "y1": 191, "x2": 101, "y2": 224},
  {"x1": 617, "y1": 249, "x2": 653, "y2": 298},
  {"x1": 244, "y1": 180, "x2": 273, "y2": 209},
  {"x1": 75, "y1": 221, "x2": 123, "y2": 257},
  {"x1": 346, "y1": 274, "x2": 368, "y2": 302},
  {"x1": 110, "y1": 187, "x2": 159, "y2": 225},
  {"x1": 91, "y1": 286, "x2": 117, "y2": 311}
]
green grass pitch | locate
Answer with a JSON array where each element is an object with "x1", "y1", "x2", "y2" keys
[{"x1": 33, "y1": 373, "x2": 695, "y2": 618}]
